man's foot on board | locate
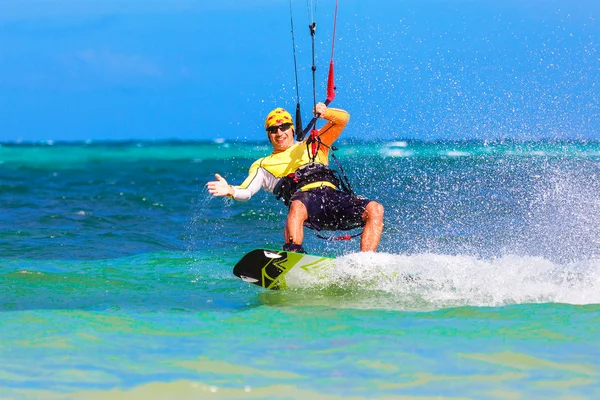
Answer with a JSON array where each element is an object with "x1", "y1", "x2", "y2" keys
[{"x1": 282, "y1": 243, "x2": 306, "y2": 253}]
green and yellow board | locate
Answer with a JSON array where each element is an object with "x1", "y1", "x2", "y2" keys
[{"x1": 233, "y1": 249, "x2": 333, "y2": 289}]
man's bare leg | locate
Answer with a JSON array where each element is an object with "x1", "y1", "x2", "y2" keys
[
  {"x1": 284, "y1": 200, "x2": 308, "y2": 245},
  {"x1": 360, "y1": 201, "x2": 384, "y2": 252}
]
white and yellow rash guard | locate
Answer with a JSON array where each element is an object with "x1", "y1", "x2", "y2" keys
[{"x1": 231, "y1": 108, "x2": 350, "y2": 202}]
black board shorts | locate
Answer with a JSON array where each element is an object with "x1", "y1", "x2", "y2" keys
[{"x1": 290, "y1": 186, "x2": 371, "y2": 231}]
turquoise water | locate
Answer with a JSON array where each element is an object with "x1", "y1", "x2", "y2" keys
[{"x1": 1, "y1": 140, "x2": 600, "y2": 399}]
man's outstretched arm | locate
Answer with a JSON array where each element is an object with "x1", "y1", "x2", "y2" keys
[
  {"x1": 207, "y1": 174, "x2": 234, "y2": 197},
  {"x1": 207, "y1": 159, "x2": 265, "y2": 202}
]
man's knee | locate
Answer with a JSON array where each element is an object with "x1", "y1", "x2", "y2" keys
[
  {"x1": 288, "y1": 200, "x2": 308, "y2": 219},
  {"x1": 364, "y1": 201, "x2": 384, "y2": 222}
]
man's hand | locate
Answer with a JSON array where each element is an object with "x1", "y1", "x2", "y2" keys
[
  {"x1": 315, "y1": 102, "x2": 327, "y2": 117},
  {"x1": 207, "y1": 174, "x2": 234, "y2": 197}
]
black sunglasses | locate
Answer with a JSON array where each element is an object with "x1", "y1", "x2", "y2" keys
[{"x1": 266, "y1": 122, "x2": 293, "y2": 134}]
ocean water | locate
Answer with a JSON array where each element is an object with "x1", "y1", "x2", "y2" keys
[{"x1": 1, "y1": 139, "x2": 600, "y2": 399}]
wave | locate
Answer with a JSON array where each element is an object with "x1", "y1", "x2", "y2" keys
[{"x1": 277, "y1": 252, "x2": 600, "y2": 310}]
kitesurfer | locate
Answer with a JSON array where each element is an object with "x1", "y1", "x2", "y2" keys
[{"x1": 207, "y1": 103, "x2": 384, "y2": 253}]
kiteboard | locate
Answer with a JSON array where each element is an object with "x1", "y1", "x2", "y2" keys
[{"x1": 233, "y1": 249, "x2": 334, "y2": 290}]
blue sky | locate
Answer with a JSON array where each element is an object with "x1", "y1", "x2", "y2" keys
[{"x1": 0, "y1": 0, "x2": 598, "y2": 142}]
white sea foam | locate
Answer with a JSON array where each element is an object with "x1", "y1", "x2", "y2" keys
[
  {"x1": 445, "y1": 150, "x2": 470, "y2": 157},
  {"x1": 380, "y1": 141, "x2": 413, "y2": 157},
  {"x1": 381, "y1": 149, "x2": 414, "y2": 157},
  {"x1": 285, "y1": 252, "x2": 600, "y2": 310},
  {"x1": 530, "y1": 150, "x2": 547, "y2": 156}
]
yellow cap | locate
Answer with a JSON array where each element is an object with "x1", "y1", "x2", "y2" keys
[{"x1": 265, "y1": 108, "x2": 294, "y2": 130}]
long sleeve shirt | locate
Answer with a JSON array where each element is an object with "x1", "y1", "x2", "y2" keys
[{"x1": 231, "y1": 107, "x2": 350, "y2": 202}]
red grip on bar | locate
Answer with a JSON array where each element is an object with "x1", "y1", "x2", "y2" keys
[
  {"x1": 326, "y1": 60, "x2": 336, "y2": 103},
  {"x1": 310, "y1": 129, "x2": 319, "y2": 156}
]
